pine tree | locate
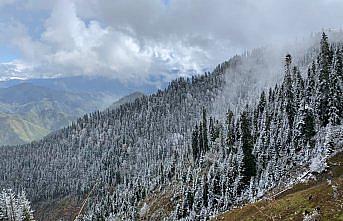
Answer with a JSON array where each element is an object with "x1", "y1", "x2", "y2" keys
[
  {"x1": 316, "y1": 32, "x2": 331, "y2": 127},
  {"x1": 199, "y1": 122, "x2": 204, "y2": 155},
  {"x1": 337, "y1": 48, "x2": 343, "y2": 118},
  {"x1": 19, "y1": 191, "x2": 34, "y2": 221},
  {"x1": 258, "y1": 91, "x2": 266, "y2": 115},
  {"x1": 293, "y1": 66, "x2": 304, "y2": 107},
  {"x1": 303, "y1": 106, "x2": 316, "y2": 148},
  {"x1": 239, "y1": 110, "x2": 256, "y2": 186},
  {"x1": 192, "y1": 124, "x2": 199, "y2": 162},
  {"x1": 192, "y1": 176, "x2": 203, "y2": 217},
  {"x1": 202, "y1": 175, "x2": 209, "y2": 208},
  {"x1": 226, "y1": 110, "x2": 235, "y2": 153},
  {"x1": 328, "y1": 48, "x2": 343, "y2": 125},
  {"x1": 284, "y1": 54, "x2": 295, "y2": 131},
  {"x1": 305, "y1": 62, "x2": 316, "y2": 104},
  {"x1": 209, "y1": 116, "x2": 215, "y2": 141},
  {"x1": 202, "y1": 107, "x2": 209, "y2": 152}
]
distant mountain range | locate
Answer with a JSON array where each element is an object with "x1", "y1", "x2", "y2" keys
[
  {"x1": 0, "y1": 75, "x2": 163, "y2": 95},
  {"x1": 0, "y1": 76, "x2": 156, "y2": 146},
  {"x1": 0, "y1": 83, "x2": 109, "y2": 145}
]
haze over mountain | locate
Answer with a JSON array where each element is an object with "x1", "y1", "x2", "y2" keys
[
  {"x1": 0, "y1": 75, "x2": 161, "y2": 145},
  {"x1": 0, "y1": 82, "x2": 109, "y2": 145},
  {"x1": 0, "y1": 76, "x2": 164, "y2": 95}
]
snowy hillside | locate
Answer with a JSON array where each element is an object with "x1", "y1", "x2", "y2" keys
[{"x1": 0, "y1": 33, "x2": 342, "y2": 221}]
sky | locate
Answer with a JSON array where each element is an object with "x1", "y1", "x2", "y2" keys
[{"x1": 0, "y1": 0, "x2": 343, "y2": 84}]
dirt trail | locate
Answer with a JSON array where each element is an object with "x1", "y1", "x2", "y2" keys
[{"x1": 74, "y1": 180, "x2": 99, "y2": 220}]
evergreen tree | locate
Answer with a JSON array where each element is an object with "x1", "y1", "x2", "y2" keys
[
  {"x1": 192, "y1": 124, "x2": 199, "y2": 162},
  {"x1": 284, "y1": 54, "x2": 295, "y2": 131},
  {"x1": 239, "y1": 110, "x2": 256, "y2": 186},
  {"x1": 226, "y1": 110, "x2": 235, "y2": 152},
  {"x1": 19, "y1": 191, "x2": 34, "y2": 221},
  {"x1": 305, "y1": 62, "x2": 316, "y2": 104},
  {"x1": 209, "y1": 116, "x2": 215, "y2": 141},
  {"x1": 202, "y1": 107, "x2": 209, "y2": 152},
  {"x1": 303, "y1": 106, "x2": 316, "y2": 148},
  {"x1": 316, "y1": 32, "x2": 331, "y2": 127},
  {"x1": 293, "y1": 66, "x2": 304, "y2": 107},
  {"x1": 199, "y1": 123, "x2": 204, "y2": 155},
  {"x1": 328, "y1": 48, "x2": 343, "y2": 125},
  {"x1": 258, "y1": 91, "x2": 266, "y2": 115}
]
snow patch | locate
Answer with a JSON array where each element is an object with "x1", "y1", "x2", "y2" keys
[
  {"x1": 309, "y1": 149, "x2": 327, "y2": 173},
  {"x1": 140, "y1": 203, "x2": 149, "y2": 217}
]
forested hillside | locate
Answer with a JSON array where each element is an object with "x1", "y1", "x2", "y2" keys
[{"x1": 0, "y1": 33, "x2": 342, "y2": 221}]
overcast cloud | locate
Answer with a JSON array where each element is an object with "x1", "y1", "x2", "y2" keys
[{"x1": 0, "y1": 0, "x2": 343, "y2": 83}]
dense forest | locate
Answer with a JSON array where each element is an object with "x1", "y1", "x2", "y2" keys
[{"x1": 0, "y1": 33, "x2": 342, "y2": 220}]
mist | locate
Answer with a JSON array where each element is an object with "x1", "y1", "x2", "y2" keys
[{"x1": 0, "y1": 0, "x2": 343, "y2": 85}]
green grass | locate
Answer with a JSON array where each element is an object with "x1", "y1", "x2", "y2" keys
[
  {"x1": 0, "y1": 112, "x2": 50, "y2": 145},
  {"x1": 9, "y1": 116, "x2": 50, "y2": 142}
]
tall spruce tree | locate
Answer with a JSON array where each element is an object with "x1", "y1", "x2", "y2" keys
[
  {"x1": 284, "y1": 54, "x2": 296, "y2": 141},
  {"x1": 239, "y1": 110, "x2": 256, "y2": 186},
  {"x1": 202, "y1": 107, "x2": 209, "y2": 152},
  {"x1": 226, "y1": 110, "x2": 235, "y2": 155},
  {"x1": 199, "y1": 122, "x2": 204, "y2": 155},
  {"x1": 316, "y1": 32, "x2": 331, "y2": 127},
  {"x1": 328, "y1": 48, "x2": 343, "y2": 125},
  {"x1": 306, "y1": 62, "x2": 316, "y2": 104},
  {"x1": 192, "y1": 124, "x2": 199, "y2": 162}
]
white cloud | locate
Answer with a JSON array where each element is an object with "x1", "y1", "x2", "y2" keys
[
  {"x1": 0, "y1": 0, "x2": 210, "y2": 82},
  {"x1": 1, "y1": 0, "x2": 343, "y2": 84}
]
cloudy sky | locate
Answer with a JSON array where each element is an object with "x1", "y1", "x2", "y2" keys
[{"x1": 0, "y1": 0, "x2": 343, "y2": 83}]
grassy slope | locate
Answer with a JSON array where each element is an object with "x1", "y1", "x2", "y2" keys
[
  {"x1": 33, "y1": 196, "x2": 82, "y2": 221},
  {"x1": 0, "y1": 113, "x2": 50, "y2": 145},
  {"x1": 214, "y1": 153, "x2": 343, "y2": 221},
  {"x1": 9, "y1": 115, "x2": 50, "y2": 142},
  {"x1": 0, "y1": 84, "x2": 112, "y2": 146}
]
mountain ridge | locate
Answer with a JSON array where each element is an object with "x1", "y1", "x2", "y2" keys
[
  {"x1": 109, "y1": 91, "x2": 145, "y2": 110},
  {"x1": 0, "y1": 83, "x2": 116, "y2": 145}
]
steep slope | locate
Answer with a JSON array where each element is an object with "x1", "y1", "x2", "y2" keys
[
  {"x1": 159, "y1": 34, "x2": 343, "y2": 220},
  {"x1": 0, "y1": 33, "x2": 342, "y2": 221},
  {"x1": 215, "y1": 152, "x2": 343, "y2": 221}
]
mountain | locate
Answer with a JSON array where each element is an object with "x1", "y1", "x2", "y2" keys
[
  {"x1": 0, "y1": 83, "x2": 114, "y2": 145},
  {"x1": 0, "y1": 76, "x2": 159, "y2": 146},
  {"x1": 0, "y1": 77, "x2": 163, "y2": 145},
  {"x1": 0, "y1": 33, "x2": 342, "y2": 221},
  {"x1": 0, "y1": 112, "x2": 49, "y2": 145},
  {"x1": 0, "y1": 75, "x2": 164, "y2": 96},
  {"x1": 109, "y1": 92, "x2": 145, "y2": 110}
]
